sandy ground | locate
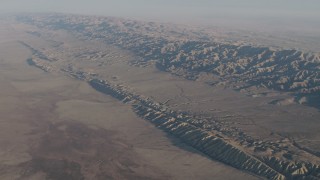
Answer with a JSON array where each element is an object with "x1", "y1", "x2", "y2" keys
[{"x1": 0, "y1": 21, "x2": 257, "y2": 179}]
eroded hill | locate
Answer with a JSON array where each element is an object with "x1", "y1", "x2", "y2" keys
[
  {"x1": 10, "y1": 13, "x2": 320, "y2": 179},
  {"x1": 17, "y1": 13, "x2": 320, "y2": 108}
]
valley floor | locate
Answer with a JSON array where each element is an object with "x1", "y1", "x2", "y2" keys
[{"x1": 0, "y1": 20, "x2": 257, "y2": 180}]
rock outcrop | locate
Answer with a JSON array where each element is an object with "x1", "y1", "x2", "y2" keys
[
  {"x1": 88, "y1": 79, "x2": 320, "y2": 180},
  {"x1": 16, "y1": 14, "x2": 320, "y2": 108},
  {"x1": 24, "y1": 47, "x2": 320, "y2": 179},
  {"x1": 17, "y1": 14, "x2": 320, "y2": 179}
]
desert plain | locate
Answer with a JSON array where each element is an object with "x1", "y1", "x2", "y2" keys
[{"x1": 0, "y1": 14, "x2": 320, "y2": 179}]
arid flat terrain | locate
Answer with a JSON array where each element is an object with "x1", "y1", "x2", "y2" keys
[
  {"x1": 0, "y1": 13, "x2": 320, "y2": 179},
  {"x1": 0, "y1": 17, "x2": 257, "y2": 180}
]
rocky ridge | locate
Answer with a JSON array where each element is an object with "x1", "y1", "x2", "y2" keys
[
  {"x1": 17, "y1": 13, "x2": 320, "y2": 179},
  {"x1": 24, "y1": 51, "x2": 320, "y2": 179},
  {"x1": 81, "y1": 76, "x2": 320, "y2": 179},
  {"x1": 17, "y1": 13, "x2": 320, "y2": 108}
]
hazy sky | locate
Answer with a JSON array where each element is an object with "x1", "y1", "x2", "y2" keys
[{"x1": 1, "y1": 0, "x2": 320, "y2": 33}]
